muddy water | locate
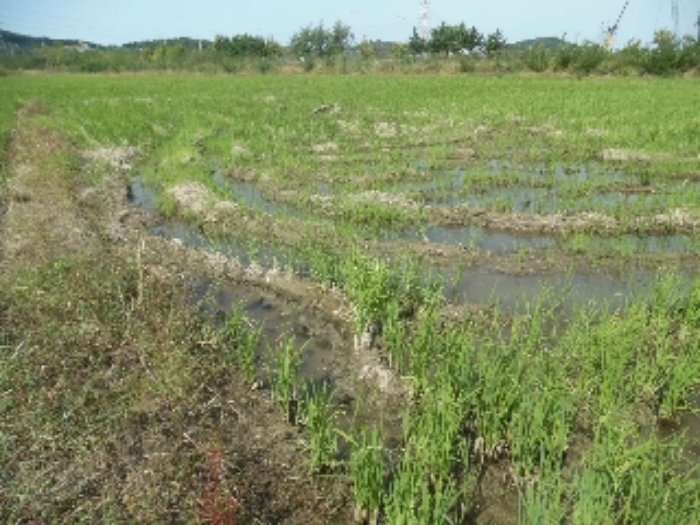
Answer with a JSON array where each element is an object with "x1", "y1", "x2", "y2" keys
[
  {"x1": 129, "y1": 179, "x2": 696, "y2": 314},
  {"x1": 190, "y1": 276, "x2": 346, "y2": 388},
  {"x1": 386, "y1": 223, "x2": 698, "y2": 256},
  {"x1": 126, "y1": 180, "x2": 159, "y2": 213},
  {"x1": 205, "y1": 175, "x2": 697, "y2": 255},
  {"x1": 402, "y1": 162, "x2": 698, "y2": 216},
  {"x1": 153, "y1": 220, "x2": 293, "y2": 269},
  {"x1": 213, "y1": 171, "x2": 301, "y2": 217},
  {"x1": 438, "y1": 265, "x2": 656, "y2": 313},
  {"x1": 383, "y1": 225, "x2": 555, "y2": 254},
  {"x1": 130, "y1": 181, "x2": 395, "y2": 423},
  {"x1": 414, "y1": 184, "x2": 672, "y2": 215}
]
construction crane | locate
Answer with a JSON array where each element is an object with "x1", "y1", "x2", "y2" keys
[{"x1": 603, "y1": 1, "x2": 630, "y2": 51}]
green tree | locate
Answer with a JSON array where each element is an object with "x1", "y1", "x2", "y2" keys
[
  {"x1": 644, "y1": 29, "x2": 679, "y2": 75},
  {"x1": 677, "y1": 36, "x2": 700, "y2": 71},
  {"x1": 428, "y1": 23, "x2": 483, "y2": 56},
  {"x1": 263, "y1": 39, "x2": 283, "y2": 58},
  {"x1": 391, "y1": 42, "x2": 409, "y2": 60},
  {"x1": 461, "y1": 24, "x2": 484, "y2": 53},
  {"x1": 408, "y1": 27, "x2": 428, "y2": 55},
  {"x1": 290, "y1": 21, "x2": 353, "y2": 59},
  {"x1": 330, "y1": 20, "x2": 354, "y2": 55},
  {"x1": 231, "y1": 34, "x2": 266, "y2": 56},
  {"x1": 213, "y1": 34, "x2": 275, "y2": 57},
  {"x1": 213, "y1": 35, "x2": 231, "y2": 54},
  {"x1": 485, "y1": 29, "x2": 507, "y2": 56},
  {"x1": 358, "y1": 38, "x2": 379, "y2": 60},
  {"x1": 573, "y1": 42, "x2": 606, "y2": 75},
  {"x1": 34, "y1": 43, "x2": 66, "y2": 67},
  {"x1": 523, "y1": 43, "x2": 550, "y2": 72},
  {"x1": 166, "y1": 43, "x2": 186, "y2": 60},
  {"x1": 615, "y1": 39, "x2": 646, "y2": 72}
]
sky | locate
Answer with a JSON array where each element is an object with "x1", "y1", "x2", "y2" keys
[{"x1": 0, "y1": 0, "x2": 698, "y2": 48}]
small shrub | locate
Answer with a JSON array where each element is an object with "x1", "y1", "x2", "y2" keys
[
  {"x1": 459, "y1": 56, "x2": 476, "y2": 73},
  {"x1": 523, "y1": 44, "x2": 550, "y2": 72},
  {"x1": 256, "y1": 58, "x2": 273, "y2": 74},
  {"x1": 573, "y1": 44, "x2": 606, "y2": 75}
]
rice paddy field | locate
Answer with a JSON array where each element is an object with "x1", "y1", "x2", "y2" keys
[{"x1": 1, "y1": 73, "x2": 700, "y2": 523}]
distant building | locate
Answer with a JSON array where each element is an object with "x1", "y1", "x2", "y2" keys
[{"x1": 64, "y1": 40, "x2": 92, "y2": 52}]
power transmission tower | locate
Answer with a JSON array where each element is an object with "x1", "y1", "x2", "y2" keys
[
  {"x1": 671, "y1": 0, "x2": 679, "y2": 38},
  {"x1": 420, "y1": 0, "x2": 431, "y2": 40}
]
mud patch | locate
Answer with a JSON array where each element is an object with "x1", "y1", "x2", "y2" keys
[
  {"x1": 167, "y1": 181, "x2": 238, "y2": 221},
  {"x1": 83, "y1": 144, "x2": 139, "y2": 171},
  {"x1": 433, "y1": 206, "x2": 700, "y2": 235},
  {"x1": 384, "y1": 225, "x2": 556, "y2": 254},
  {"x1": 602, "y1": 148, "x2": 651, "y2": 163}
]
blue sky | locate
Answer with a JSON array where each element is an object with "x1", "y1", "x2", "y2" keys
[{"x1": 0, "y1": 0, "x2": 697, "y2": 47}]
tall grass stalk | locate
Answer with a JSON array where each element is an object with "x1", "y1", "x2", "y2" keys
[
  {"x1": 303, "y1": 385, "x2": 338, "y2": 473},
  {"x1": 221, "y1": 303, "x2": 261, "y2": 383},
  {"x1": 271, "y1": 337, "x2": 302, "y2": 424},
  {"x1": 347, "y1": 427, "x2": 385, "y2": 523}
]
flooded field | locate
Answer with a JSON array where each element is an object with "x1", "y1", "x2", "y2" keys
[{"x1": 2, "y1": 74, "x2": 699, "y2": 524}]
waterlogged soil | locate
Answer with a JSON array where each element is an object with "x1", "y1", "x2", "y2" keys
[{"x1": 132, "y1": 170, "x2": 700, "y2": 317}]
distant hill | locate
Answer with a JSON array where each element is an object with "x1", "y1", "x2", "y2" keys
[
  {"x1": 0, "y1": 29, "x2": 102, "y2": 53},
  {"x1": 508, "y1": 37, "x2": 569, "y2": 50}
]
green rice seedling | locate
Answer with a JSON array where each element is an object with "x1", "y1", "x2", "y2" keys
[
  {"x1": 384, "y1": 458, "x2": 466, "y2": 525},
  {"x1": 679, "y1": 275, "x2": 700, "y2": 326},
  {"x1": 405, "y1": 301, "x2": 442, "y2": 391},
  {"x1": 563, "y1": 233, "x2": 593, "y2": 255},
  {"x1": 471, "y1": 335, "x2": 525, "y2": 457},
  {"x1": 576, "y1": 306, "x2": 645, "y2": 417},
  {"x1": 433, "y1": 325, "x2": 478, "y2": 408},
  {"x1": 221, "y1": 302, "x2": 261, "y2": 383},
  {"x1": 408, "y1": 385, "x2": 469, "y2": 481},
  {"x1": 303, "y1": 384, "x2": 338, "y2": 474},
  {"x1": 347, "y1": 426, "x2": 386, "y2": 523},
  {"x1": 611, "y1": 235, "x2": 639, "y2": 258},
  {"x1": 570, "y1": 272, "x2": 700, "y2": 424},
  {"x1": 342, "y1": 252, "x2": 398, "y2": 334},
  {"x1": 509, "y1": 376, "x2": 574, "y2": 479},
  {"x1": 572, "y1": 413, "x2": 700, "y2": 524},
  {"x1": 382, "y1": 297, "x2": 411, "y2": 374},
  {"x1": 271, "y1": 336, "x2": 302, "y2": 424},
  {"x1": 298, "y1": 240, "x2": 344, "y2": 287},
  {"x1": 657, "y1": 348, "x2": 700, "y2": 420},
  {"x1": 651, "y1": 269, "x2": 688, "y2": 314},
  {"x1": 518, "y1": 467, "x2": 569, "y2": 525}
]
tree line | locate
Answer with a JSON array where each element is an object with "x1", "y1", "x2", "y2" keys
[{"x1": 1, "y1": 20, "x2": 698, "y2": 77}]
